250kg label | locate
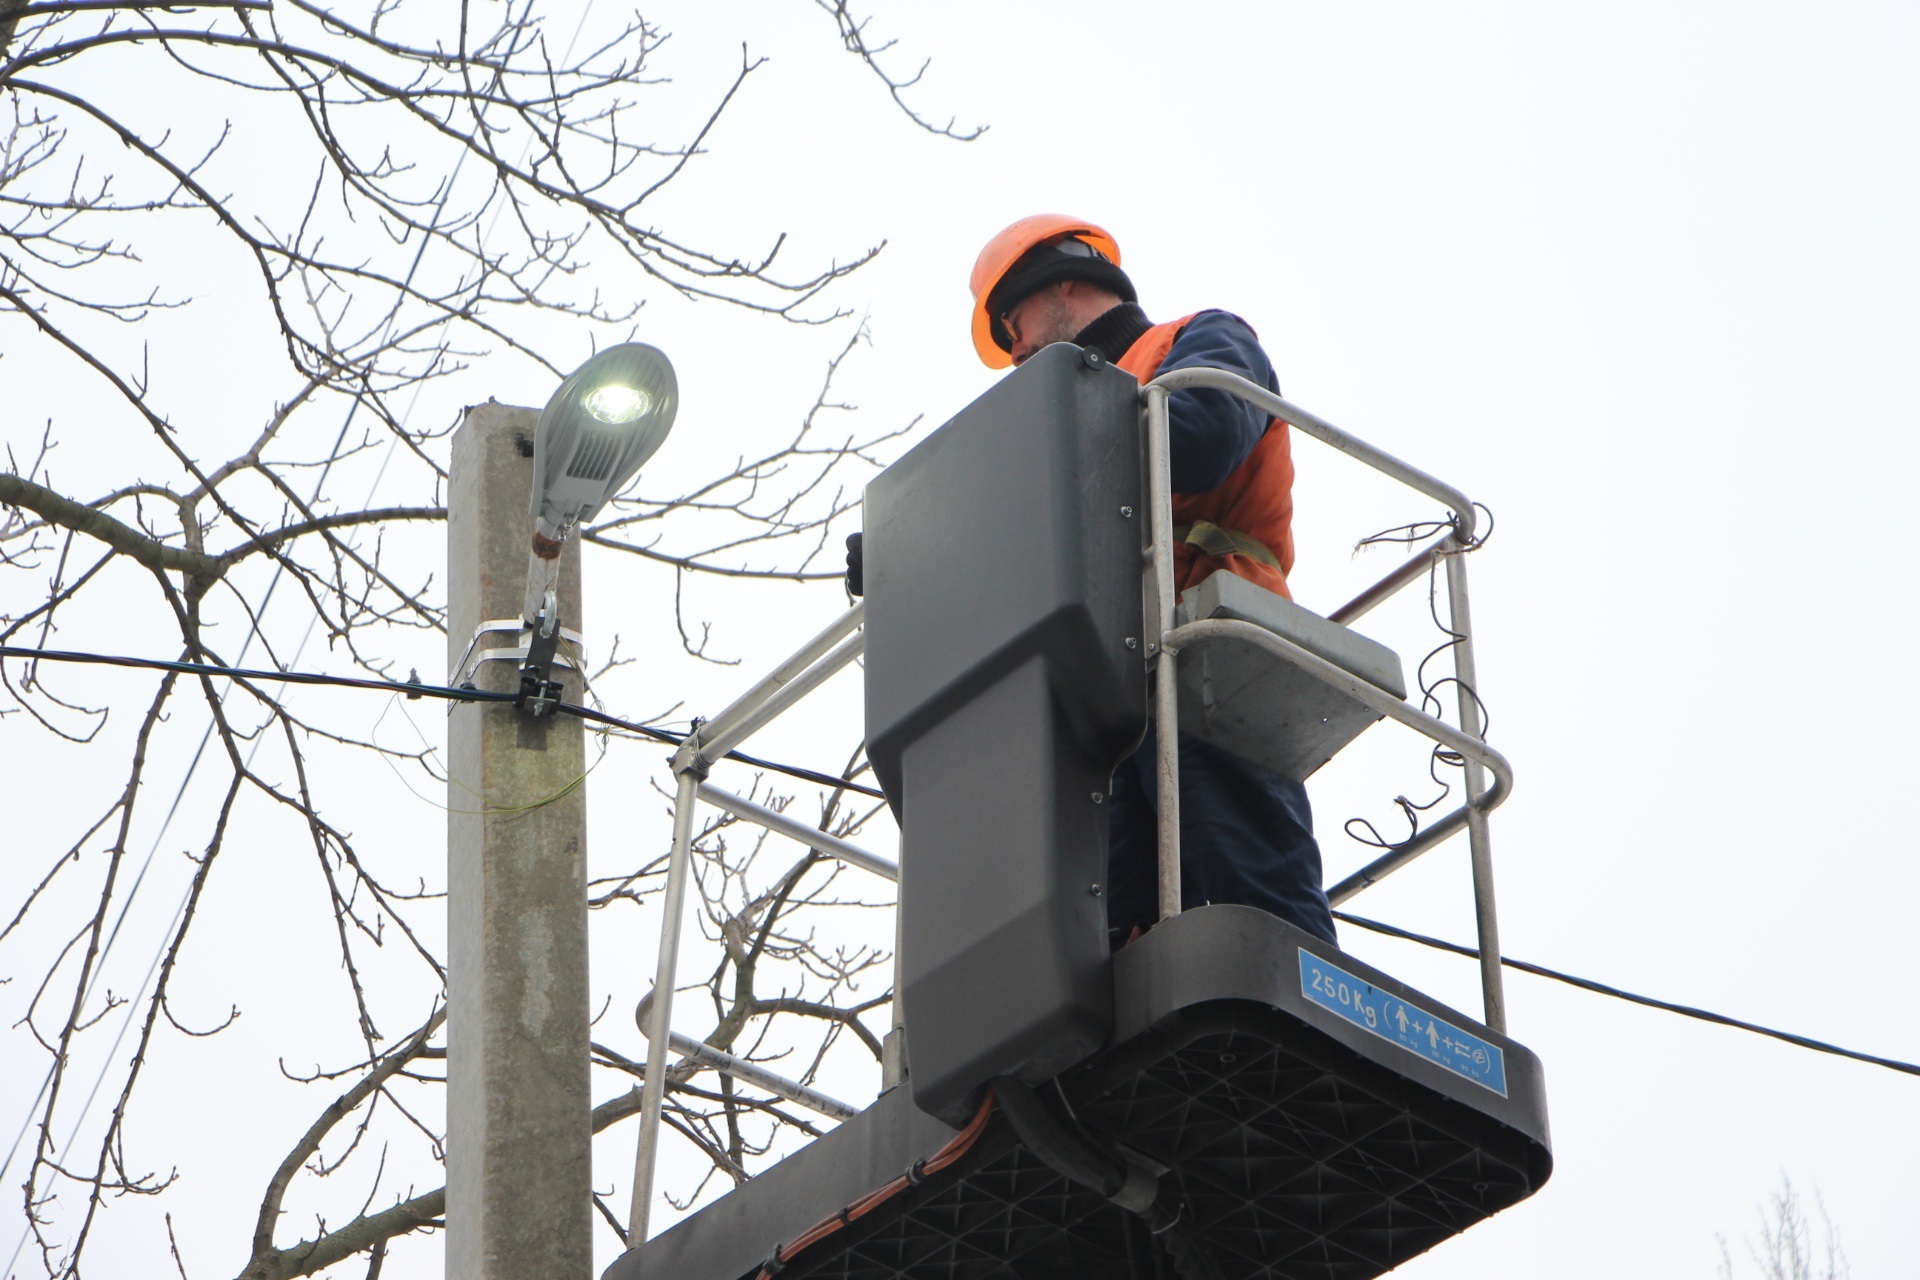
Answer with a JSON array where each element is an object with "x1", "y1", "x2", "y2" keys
[{"x1": 1299, "y1": 949, "x2": 1508, "y2": 1097}]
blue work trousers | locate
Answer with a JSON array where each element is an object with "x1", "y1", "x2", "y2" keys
[{"x1": 1106, "y1": 730, "x2": 1337, "y2": 945}]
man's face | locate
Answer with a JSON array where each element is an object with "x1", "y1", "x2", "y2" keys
[{"x1": 1001, "y1": 284, "x2": 1076, "y2": 366}]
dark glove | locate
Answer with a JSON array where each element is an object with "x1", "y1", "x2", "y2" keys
[{"x1": 845, "y1": 531, "x2": 864, "y2": 597}]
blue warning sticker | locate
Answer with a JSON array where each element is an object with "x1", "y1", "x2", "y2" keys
[{"x1": 1299, "y1": 949, "x2": 1508, "y2": 1097}]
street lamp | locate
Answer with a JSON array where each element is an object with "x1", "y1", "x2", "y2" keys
[
  {"x1": 529, "y1": 342, "x2": 680, "y2": 555},
  {"x1": 519, "y1": 342, "x2": 679, "y2": 711}
]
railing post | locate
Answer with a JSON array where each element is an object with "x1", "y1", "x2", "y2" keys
[
  {"x1": 626, "y1": 615, "x2": 870, "y2": 1236},
  {"x1": 1445, "y1": 545, "x2": 1506, "y2": 1033},
  {"x1": 1144, "y1": 384, "x2": 1183, "y2": 922},
  {"x1": 1142, "y1": 367, "x2": 1514, "y2": 1028},
  {"x1": 628, "y1": 766, "x2": 703, "y2": 1243}
]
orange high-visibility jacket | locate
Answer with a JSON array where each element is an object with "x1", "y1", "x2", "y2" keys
[{"x1": 1116, "y1": 315, "x2": 1296, "y2": 598}]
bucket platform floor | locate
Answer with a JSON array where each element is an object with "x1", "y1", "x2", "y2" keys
[{"x1": 605, "y1": 906, "x2": 1551, "y2": 1280}]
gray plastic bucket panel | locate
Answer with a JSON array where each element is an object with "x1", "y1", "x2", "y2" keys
[
  {"x1": 600, "y1": 906, "x2": 1551, "y2": 1280},
  {"x1": 864, "y1": 342, "x2": 1146, "y2": 801},
  {"x1": 1175, "y1": 572, "x2": 1408, "y2": 780},
  {"x1": 862, "y1": 342, "x2": 1147, "y2": 1125}
]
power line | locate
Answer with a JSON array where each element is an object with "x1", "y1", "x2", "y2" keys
[
  {"x1": 1333, "y1": 911, "x2": 1920, "y2": 1080},
  {"x1": 0, "y1": 644, "x2": 885, "y2": 800},
  {"x1": 20, "y1": 648, "x2": 1915, "y2": 1079},
  {"x1": 28, "y1": 639, "x2": 1920, "y2": 1083}
]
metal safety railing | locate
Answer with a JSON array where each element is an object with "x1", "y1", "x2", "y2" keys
[
  {"x1": 626, "y1": 602, "x2": 888, "y2": 1245},
  {"x1": 621, "y1": 363, "x2": 1514, "y2": 1246},
  {"x1": 1142, "y1": 366, "x2": 1513, "y2": 1036}
]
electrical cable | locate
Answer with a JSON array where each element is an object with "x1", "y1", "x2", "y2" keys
[
  {"x1": 372, "y1": 692, "x2": 612, "y2": 817},
  {"x1": 749, "y1": 1091, "x2": 995, "y2": 1279},
  {"x1": 1343, "y1": 503, "x2": 1496, "y2": 852},
  {"x1": 0, "y1": 644, "x2": 887, "y2": 800},
  {"x1": 1332, "y1": 911, "x2": 1920, "y2": 1080}
]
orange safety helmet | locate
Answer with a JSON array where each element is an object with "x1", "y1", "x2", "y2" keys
[{"x1": 968, "y1": 214, "x2": 1125, "y2": 369}]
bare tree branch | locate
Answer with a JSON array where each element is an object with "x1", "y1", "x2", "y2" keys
[
  {"x1": 814, "y1": 1, "x2": 986, "y2": 140},
  {"x1": 1, "y1": 3, "x2": 955, "y2": 1272}
]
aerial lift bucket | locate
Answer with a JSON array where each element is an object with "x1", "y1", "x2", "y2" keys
[{"x1": 604, "y1": 342, "x2": 1549, "y2": 1280}]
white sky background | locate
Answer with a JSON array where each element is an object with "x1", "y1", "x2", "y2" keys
[
  {"x1": 630, "y1": 4, "x2": 1920, "y2": 1275},
  {"x1": 3, "y1": 2, "x2": 1918, "y2": 1277}
]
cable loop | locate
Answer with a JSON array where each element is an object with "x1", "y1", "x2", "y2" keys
[{"x1": 1341, "y1": 503, "x2": 1498, "y2": 852}]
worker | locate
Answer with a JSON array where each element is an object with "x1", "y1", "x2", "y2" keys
[{"x1": 969, "y1": 213, "x2": 1337, "y2": 947}]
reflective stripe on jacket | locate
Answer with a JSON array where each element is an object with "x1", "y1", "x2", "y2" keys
[{"x1": 1116, "y1": 315, "x2": 1295, "y2": 598}]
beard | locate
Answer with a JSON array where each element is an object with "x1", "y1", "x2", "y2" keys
[{"x1": 1015, "y1": 289, "x2": 1081, "y2": 360}]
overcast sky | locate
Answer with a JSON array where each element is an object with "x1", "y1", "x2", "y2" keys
[
  {"x1": 623, "y1": 5, "x2": 1920, "y2": 1275},
  {"x1": 5, "y1": 3, "x2": 1917, "y2": 1278}
]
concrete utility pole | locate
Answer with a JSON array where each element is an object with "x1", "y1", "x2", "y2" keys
[{"x1": 447, "y1": 402, "x2": 592, "y2": 1280}]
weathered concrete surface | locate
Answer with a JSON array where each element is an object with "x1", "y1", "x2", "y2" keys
[{"x1": 447, "y1": 402, "x2": 591, "y2": 1280}]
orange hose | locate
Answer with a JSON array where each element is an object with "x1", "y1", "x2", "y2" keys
[{"x1": 753, "y1": 1090, "x2": 996, "y2": 1278}]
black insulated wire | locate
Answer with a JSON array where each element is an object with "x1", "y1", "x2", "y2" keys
[
  {"x1": 16, "y1": 646, "x2": 1906, "y2": 1080},
  {"x1": 1342, "y1": 503, "x2": 1498, "y2": 853},
  {"x1": 0, "y1": 645, "x2": 523, "y2": 704},
  {"x1": 0, "y1": 645, "x2": 886, "y2": 801},
  {"x1": 1333, "y1": 911, "x2": 1920, "y2": 1079}
]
